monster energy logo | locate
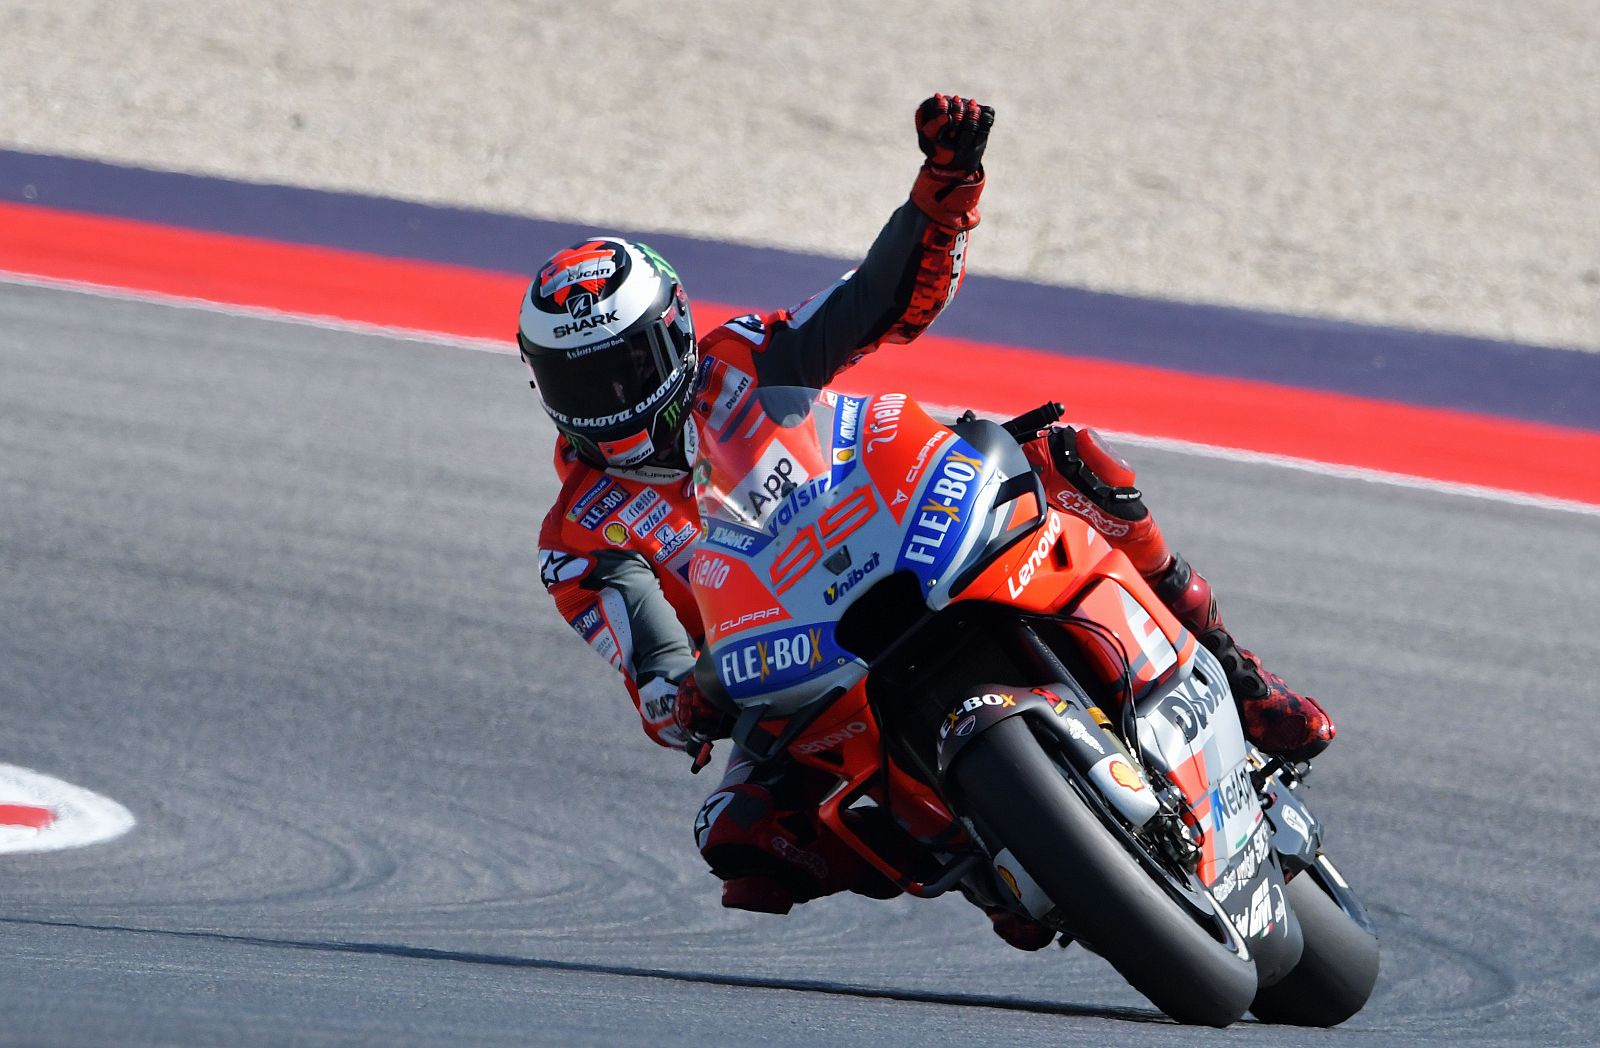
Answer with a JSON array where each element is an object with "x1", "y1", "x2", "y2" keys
[
  {"x1": 661, "y1": 400, "x2": 683, "y2": 430},
  {"x1": 636, "y1": 242, "x2": 680, "y2": 283},
  {"x1": 565, "y1": 432, "x2": 600, "y2": 458}
]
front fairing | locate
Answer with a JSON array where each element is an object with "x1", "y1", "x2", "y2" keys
[{"x1": 688, "y1": 386, "x2": 1026, "y2": 712}]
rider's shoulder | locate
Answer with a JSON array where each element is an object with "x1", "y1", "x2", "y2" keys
[
  {"x1": 695, "y1": 311, "x2": 789, "y2": 400},
  {"x1": 702, "y1": 310, "x2": 787, "y2": 353}
]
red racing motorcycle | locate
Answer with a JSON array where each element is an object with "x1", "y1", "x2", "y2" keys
[{"x1": 687, "y1": 386, "x2": 1379, "y2": 1027}]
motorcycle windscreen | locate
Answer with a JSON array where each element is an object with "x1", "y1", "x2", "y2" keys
[{"x1": 690, "y1": 386, "x2": 864, "y2": 709}]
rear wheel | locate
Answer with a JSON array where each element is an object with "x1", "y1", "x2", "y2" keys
[
  {"x1": 1249, "y1": 866, "x2": 1380, "y2": 1026},
  {"x1": 954, "y1": 715, "x2": 1257, "y2": 1027}
]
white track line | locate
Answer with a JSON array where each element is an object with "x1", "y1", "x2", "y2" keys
[
  {"x1": 7, "y1": 268, "x2": 1596, "y2": 518},
  {"x1": 0, "y1": 269, "x2": 515, "y2": 355},
  {"x1": 905, "y1": 400, "x2": 1600, "y2": 519},
  {"x1": 1100, "y1": 431, "x2": 1600, "y2": 517}
]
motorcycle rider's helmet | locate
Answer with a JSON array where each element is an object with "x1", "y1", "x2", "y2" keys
[{"x1": 518, "y1": 237, "x2": 698, "y2": 476}]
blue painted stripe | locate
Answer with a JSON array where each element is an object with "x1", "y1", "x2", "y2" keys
[{"x1": 3, "y1": 148, "x2": 1596, "y2": 431}]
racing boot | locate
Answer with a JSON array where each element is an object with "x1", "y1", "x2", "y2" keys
[
  {"x1": 1150, "y1": 554, "x2": 1336, "y2": 762},
  {"x1": 720, "y1": 872, "x2": 799, "y2": 915},
  {"x1": 985, "y1": 908, "x2": 1056, "y2": 951}
]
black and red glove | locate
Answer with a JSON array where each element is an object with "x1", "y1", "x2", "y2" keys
[
  {"x1": 911, "y1": 93, "x2": 994, "y2": 230},
  {"x1": 672, "y1": 673, "x2": 735, "y2": 774},
  {"x1": 915, "y1": 93, "x2": 995, "y2": 175}
]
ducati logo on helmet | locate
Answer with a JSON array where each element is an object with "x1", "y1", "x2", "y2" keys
[{"x1": 537, "y1": 239, "x2": 631, "y2": 311}]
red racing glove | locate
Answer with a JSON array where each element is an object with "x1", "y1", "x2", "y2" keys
[
  {"x1": 672, "y1": 673, "x2": 735, "y2": 774},
  {"x1": 911, "y1": 93, "x2": 994, "y2": 230},
  {"x1": 915, "y1": 93, "x2": 995, "y2": 175}
]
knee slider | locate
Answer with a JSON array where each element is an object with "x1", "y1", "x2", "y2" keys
[
  {"x1": 693, "y1": 782, "x2": 807, "y2": 885},
  {"x1": 691, "y1": 782, "x2": 840, "y2": 896},
  {"x1": 694, "y1": 783, "x2": 771, "y2": 859},
  {"x1": 1150, "y1": 551, "x2": 1211, "y2": 626},
  {"x1": 1050, "y1": 427, "x2": 1149, "y2": 522}
]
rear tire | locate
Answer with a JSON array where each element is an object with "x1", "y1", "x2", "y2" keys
[
  {"x1": 954, "y1": 716, "x2": 1257, "y2": 1027},
  {"x1": 1249, "y1": 867, "x2": 1380, "y2": 1026}
]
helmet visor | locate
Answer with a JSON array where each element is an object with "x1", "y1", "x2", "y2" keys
[{"x1": 523, "y1": 304, "x2": 692, "y2": 438}]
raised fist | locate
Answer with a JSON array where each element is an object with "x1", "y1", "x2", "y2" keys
[{"x1": 915, "y1": 94, "x2": 995, "y2": 174}]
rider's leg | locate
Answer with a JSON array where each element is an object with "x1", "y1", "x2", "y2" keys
[
  {"x1": 1148, "y1": 553, "x2": 1335, "y2": 761},
  {"x1": 694, "y1": 748, "x2": 898, "y2": 914},
  {"x1": 1022, "y1": 425, "x2": 1335, "y2": 761},
  {"x1": 698, "y1": 752, "x2": 1057, "y2": 948}
]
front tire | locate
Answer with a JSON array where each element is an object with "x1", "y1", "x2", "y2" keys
[
  {"x1": 954, "y1": 716, "x2": 1257, "y2": 1027},
  {"x1": 1249, "y1": 866, "x2": 1380, "y2": 1026}
]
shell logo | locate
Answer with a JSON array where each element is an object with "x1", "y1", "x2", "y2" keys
[
  {"x1": 1109, "y1": 757, "x2": 1147, "y2": 792},
  {"x1": 603, "y1": 522, "x2": 628, "y2": 546}
]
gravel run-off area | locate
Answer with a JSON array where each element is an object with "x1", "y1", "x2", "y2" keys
[{"x1": 2, "y1": 0, "x2": 1596, "y2": 351}]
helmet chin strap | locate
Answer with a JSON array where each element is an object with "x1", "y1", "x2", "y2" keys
[
  {"x1": 606, "y1": 428, "x2": 691, "y2": 482},
  {"x1": 607, "y1": 461, "x2": 689, "y2": 483}
]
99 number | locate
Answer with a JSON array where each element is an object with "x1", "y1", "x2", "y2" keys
[{"x1": 769, "y1": 486, "x2": 877, "y2": 594}]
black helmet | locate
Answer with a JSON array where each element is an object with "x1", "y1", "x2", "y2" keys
[{"x1": 518, "y1": 237, "x2": 698, "y2": 476}]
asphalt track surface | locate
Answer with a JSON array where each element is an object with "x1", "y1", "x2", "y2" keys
[{"x1": 4, "y1": 282, "x2": 1598, "y2": 1046}]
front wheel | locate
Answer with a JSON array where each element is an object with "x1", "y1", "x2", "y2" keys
[
  {"x1": 953, "y1": 716, "x2": 1257, "y2": 1027},
  {"x1": 1249, "y1": 864, "x2": 1380, "y2": 1026}
]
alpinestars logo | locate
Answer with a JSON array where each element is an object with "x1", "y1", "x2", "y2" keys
[{"x1": 1053, "y1": 489, "x2": 1131, "y2": 537}]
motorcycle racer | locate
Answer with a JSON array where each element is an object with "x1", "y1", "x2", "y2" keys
[{"x1": 521, "y1": 95, "x2": 1334, "y2": 944}]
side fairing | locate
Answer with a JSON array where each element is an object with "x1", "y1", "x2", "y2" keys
[{"x1": 1135, "y1": 641, "x2": 1264, "y2": 886}]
